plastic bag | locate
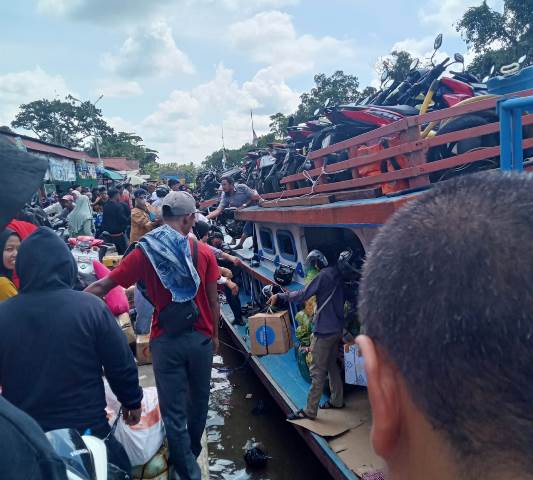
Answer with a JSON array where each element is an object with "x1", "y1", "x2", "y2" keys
[
  {"x1": 105, "y1": 383, "x2": 165, "y2": 466},
  {"x1": 93, "y1": 260, "x2": 129, "y2": 315}
]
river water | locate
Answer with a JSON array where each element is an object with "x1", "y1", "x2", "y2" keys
[{"x1": 207, "y1": 328, "x2": 330, "y2": 480}]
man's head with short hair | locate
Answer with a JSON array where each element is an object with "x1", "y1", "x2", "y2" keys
[
  {"x1": 168, "y1": 178, "x2": 180, "y2": 191},
  {"x1": 161, "y1": 191, "x2": 197, "y2": 235},
  {"x1": 357, "y1": 171, "x2": 533, "y2": 480},
  {"x1": 107, "y1": 187, "x2": 119, "y2": 201},
  {"x1": 220, "y1": 176, "x2": 234, "y2": 193}
]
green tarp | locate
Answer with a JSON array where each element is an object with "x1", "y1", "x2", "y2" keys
[{"x1": 102, "y1": 169, "x2": 124, "y2": 181}]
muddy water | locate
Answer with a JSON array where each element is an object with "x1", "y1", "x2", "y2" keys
[{"x1": 207, "y1": 328, "x2": 330, "y2": 480}]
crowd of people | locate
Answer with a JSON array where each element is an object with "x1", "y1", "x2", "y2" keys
[
  {"x1": 0, "y1": 166, "x2": 254, "y2": 479},
  {"x1": 2, "y1": 126, "x2": 532, "y2": 480}
]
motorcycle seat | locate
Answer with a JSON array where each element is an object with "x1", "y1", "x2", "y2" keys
[{"x1": 379, "y1": 105, "x2": 419, "y2": 116}]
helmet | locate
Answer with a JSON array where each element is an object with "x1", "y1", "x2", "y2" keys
[
  {"x1": 274, "y1": 264, "x2": 294, "y2": 286},
  {"x1": 155, "y1": 185, "x2": 170, "y2": 198},
  {"x1": 261, "y1": 283, "x2": 283, "y2": 301},
  {"x1": 337, "y1": 248, "x2": 360, "y2": 281},
  {"x1": 305, "y1": 249, "x2": 328, "y2": 271}
]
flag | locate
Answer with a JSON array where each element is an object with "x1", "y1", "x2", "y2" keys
[
  {"x1": 221, "y1": 125, "x2": 227, "y2": 170},
  {"x1": 251, "y1": 110, "x2": 258, "y2": 146},
  {"x1": 221, "y1": 148, "x2": 227, "y2": 170}
]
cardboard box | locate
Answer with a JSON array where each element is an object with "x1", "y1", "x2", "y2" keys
[
  {"x1": 117, "y1": 312, "x2": 136, "y2": 345},
  {"x1": 248, "y1": 310, "x2": 293, "y2": 356},
  {"x1": 136, "y1": 334, "x2": 152, "y2": 365},
  {"x1": 103, "y1": 254, "x2": 122, "y2": 269},
  {"x1": 344, "y1": 344, "x2": 367, "y2": 386}
]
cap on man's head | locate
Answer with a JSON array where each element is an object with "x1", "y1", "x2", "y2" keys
[
  {"x1": 161, "y1": 191, "x2": 197, "y2": 217},
  {"x1": 61, "y1": 195, "x2": 74, "y2": 201},
  {"x1": 133, "y1": 188, "x2": 148, "y2": 198}
]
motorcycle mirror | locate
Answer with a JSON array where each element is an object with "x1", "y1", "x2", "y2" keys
[
  {"x1": 482, "y1": 75, "x2": 489, "y2": 83},
  {"x1": 324, "y1": 98, "x2": 331, "y2": 108},
  {"x1": 409, "y1": 58, "x2": 419, "y2": 70},
  {"x1": 380, "y1": 69, "x2": 389, "y2": 83},
  {"x1": 313, "y1": 108, "x2": 320, "y2": 116},
  {"x1": 490, "y1": 65, "x2": 495, "y2": 75},
  {"x1": 518, "y1": 54, "x2": 526, "y2": 64},
  {"x1": 454, "y1": 53, "x2": 464, "y2": 64},
  {"x1": 434, "y1": 33, "x2": 443, "y2": 51},
  {"x1": 287, "y1": 115, "x2": 294, "y2": 128}
]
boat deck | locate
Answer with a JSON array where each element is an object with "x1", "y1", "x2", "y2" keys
[{"x1": 220, "y1": 302, "x2": 383, "y2": 479}]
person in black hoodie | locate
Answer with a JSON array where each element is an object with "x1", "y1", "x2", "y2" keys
[{"x1": 0, "y1": 227, "x2": 143, "y2": 475}]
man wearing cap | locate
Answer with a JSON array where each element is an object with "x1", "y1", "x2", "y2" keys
[
  {"x1": 130, "y1": 188, "x2": 161, "y2": 243},
  {"x1": 85, "y1": 191, "x2": 220, "y2": 480},
  {"x1": 45, "y1": 195, "x2": 74, "y2": 222}
]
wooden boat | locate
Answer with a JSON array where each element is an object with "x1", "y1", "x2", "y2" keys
[{"x1": 216, "y1": 87, "x2": 533, "y2": 479}]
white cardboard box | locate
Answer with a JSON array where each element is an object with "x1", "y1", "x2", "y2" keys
[{"x1": 344, "y1": 344, "x2": 368, "y2": 387}]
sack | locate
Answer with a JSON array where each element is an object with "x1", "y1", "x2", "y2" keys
[
  {"x1": 105, "y1": 384, "x2": 164, "y2": 467},
  {"x1": 93, "y1": 260, "x2": 129, "y2": 315}
]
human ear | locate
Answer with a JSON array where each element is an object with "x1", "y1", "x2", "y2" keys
[{"x1": 356, "y1": 335, "x2": 401, "y2": 460}]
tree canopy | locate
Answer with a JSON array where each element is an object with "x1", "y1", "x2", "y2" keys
[
  {"x1": 457, "y1": 0, "x2": 532, "y2": 77},
  {"x1": 11, "y1": 96, "x2": 112, "y2": 149}
]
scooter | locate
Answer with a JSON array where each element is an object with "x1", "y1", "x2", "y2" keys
[
  {"x1": 68, "y1": 235, "x2": 112, "y2": 289},
  {"x1": 47, "y1": 428, "x2": 128, "y2": 480}
]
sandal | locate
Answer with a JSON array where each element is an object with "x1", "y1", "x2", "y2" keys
[
  {"x1": 287, "y1": 409, "x2": 314, "y2": 420},
  {"x1": 319, "y1": 401, "x2": 346, "y2": 410}
]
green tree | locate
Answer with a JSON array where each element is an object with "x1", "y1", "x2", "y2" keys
[
  {"x1": 269, "y1": 112, "x2": 289, "y2": 140},
  {"x1": 377, "y1": 50, "x2": 416, "y2": 83},
  {"x1": 87, "y1": 130, "x2": 159, "y2": 172},
  {"x1": 457, "y1": 0, "x2": 532, "y2": 77},
  {"x1": 11, "y1": 96, "x2": 112, "y2": 149},
  {"x1": 294, "y1": 70, "x2": 361, "y2": 124}
]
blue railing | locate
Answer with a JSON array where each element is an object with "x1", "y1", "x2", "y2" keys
[{"x1": 498, "y1": 96, "x2": 533, "y2": 171}]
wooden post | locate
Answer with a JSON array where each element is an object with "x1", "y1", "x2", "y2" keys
[{"x1": 402, "y1": 119, "x2": 429, "y2": 188}]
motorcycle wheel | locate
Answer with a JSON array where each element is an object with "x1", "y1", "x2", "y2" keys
[{"x1": 427, "y1": 114, "x2": 499, "y2": 183}]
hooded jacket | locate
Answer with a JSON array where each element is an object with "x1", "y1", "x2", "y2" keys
[{"x1": 0, "y1": 227, "x2": 142, "y2": 433}]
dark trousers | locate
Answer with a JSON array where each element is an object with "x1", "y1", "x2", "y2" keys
[
  {"x1": 151, "y1": 331, "x2": 213, "y2": 480},
  {"x1": 111, "y1": 233, "x2": 128, "y2": 255},
  {"x1": 224, "y1": 284, "x2": 242, "y2": 322}
]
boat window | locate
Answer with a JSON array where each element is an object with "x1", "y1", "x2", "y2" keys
[
  {"x1": 259, "y1": 228, "x2": 275, "y2": 254},
  {"x1": 303, "y1": 227, "x2": 365, "y2": 267},
  {"x1": 276, "y1": 230, "x2": 297, "y2": 261}
]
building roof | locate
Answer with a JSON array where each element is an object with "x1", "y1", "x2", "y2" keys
[
  {"x1": 0, "y1": 130, "x2": 98, "y2": 163},
  {"x1": 102, "y1": 157, "x2": 139, "y2": 171}
]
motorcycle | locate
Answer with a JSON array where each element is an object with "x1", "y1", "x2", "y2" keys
[
  {"x1": 68, "y1": 235, "x2": 113, "y2": 289},
  {"x1": 47, "y1": 428, "x2": 127, "y2": 480}
]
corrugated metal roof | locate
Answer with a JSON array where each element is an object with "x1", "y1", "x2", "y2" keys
[{"x1": 102, "y1": 157, "x2": 139, "y2": 171}]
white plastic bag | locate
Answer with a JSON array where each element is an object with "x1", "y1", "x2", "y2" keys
[{"x1": 105, "y1": 383, "x2": 165, "y2": 466}]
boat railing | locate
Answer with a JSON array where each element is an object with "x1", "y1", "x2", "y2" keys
[{"x1": 258, "y1": 88, "x2": 533, "y2": 201}]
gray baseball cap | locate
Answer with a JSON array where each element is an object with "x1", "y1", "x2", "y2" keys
[{"x1": 161, "y1": 191, "x2": 197, "y2": 216}]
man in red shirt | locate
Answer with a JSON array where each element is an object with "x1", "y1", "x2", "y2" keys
[{"x1": 85, "y1": 191, "x2": 220, "y2": 480}]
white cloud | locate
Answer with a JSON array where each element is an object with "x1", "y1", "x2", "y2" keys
[
  {"x1": 136, "y1": 63, "x2": 298, "y2": 163},
  {"x1": 37, "y1": 0, "x2": 299, "y2": 24},
  {"x1": 95, "y1": 80, "x2": 143, "y2": 98},
  {"x1": 419, "y1": 0, "x2": 504, "y2": 35},
  {"x1": 101, "y1": 21, "x2": 194, "y2": 78},
  {"x1": 0, "y1": 67, "x2": 72, "y2": 126},
  {"x1": 228, "y1": 10, "x2": 357, "y2": 77}
]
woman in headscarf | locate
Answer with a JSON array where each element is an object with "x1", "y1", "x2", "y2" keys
[
  {"x1": 67, "y1": 195, "x2": 94, "y2": 238},
  {"x1": 0, "y1": 228, "x2": 21, "y2": 301}
]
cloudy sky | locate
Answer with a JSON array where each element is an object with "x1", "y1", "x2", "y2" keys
[{"x1": 1, "y1": 0, "x2": 502, "y2": 164}]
